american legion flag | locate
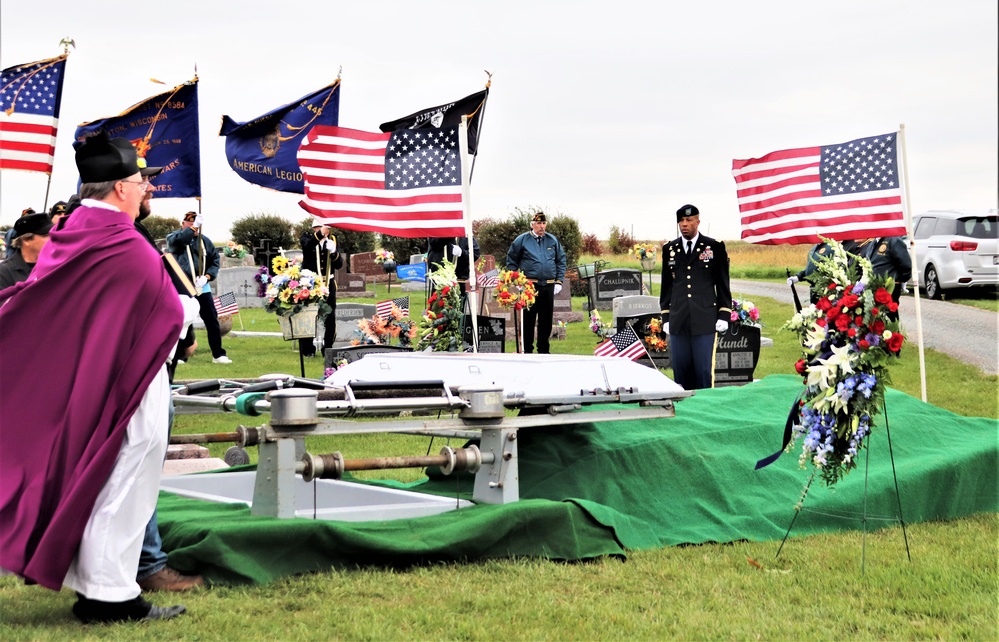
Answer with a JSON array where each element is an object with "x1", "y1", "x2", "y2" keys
[
  {"x1": 376, "y1": 296, "x2": 409, "y2": 320},
  {"x1": 297, "y1": 126, "x2": 465, "y2": 238},
  {"x1": 732, "y1": 132, "x2": 907, "y2": 245},
  {"x1": 0, "y1": 55, "x2": 67, "y2": 174},
  {"x1": 213, "y1": 292, "x2": 239, "y2": 316},
  {"x1": 593, "y1": 324, "x2": 646, "y2": 361}
]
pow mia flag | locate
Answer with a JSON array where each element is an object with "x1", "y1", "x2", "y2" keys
[{"x1": 379, "y1": 88, "x2": 488, "y2": 155}]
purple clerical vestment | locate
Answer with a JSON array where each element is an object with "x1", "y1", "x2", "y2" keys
[{"x1": 0, "y1": 204, "x2": 183, "y2": 590}]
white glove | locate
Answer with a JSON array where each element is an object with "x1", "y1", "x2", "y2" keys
[
  {"x1": 902, "y1": 285, "x2": 910, "y2": 294},
  {"x1": 327, "y1": 237, "x2": 336, "y2": 253},
  {"x1": 553, "y1": 283, "x2": 562, "y2": 296},
  {"x1": 787, "y1": 276, "x2": 799, "y2": 285},
  {"x1": 180, "y1": 295, "x2": 201, "y2": 328},
  {"x1": 193, "y1": 214, "x2": 204, "y2": 228},
  {"x1": 194, "y1": 275, "x2": 208, "y2": 289},
  {"x1": 715, "y1": 320, "x2": 729, "y2": 333},
  {"x1": 663, "y1": 322, "x2": 670, "y2": 335},
  {"x1": 451, "y1": 244, "x2": 463, "y2": 258}
]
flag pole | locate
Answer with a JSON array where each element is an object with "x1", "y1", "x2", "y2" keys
[
  {"x1": 468, "y1": 72, "x2": 491, "y2": 184},
  {"x1": 459, "y1": 115, "x2": 478, "y2": 353},
  {"x1": 898, "y1": 123, "x2": 927, "y2": 402}
]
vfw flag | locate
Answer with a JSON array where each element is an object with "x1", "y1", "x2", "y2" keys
[
  {"x1": 0, "y1": 55, "x2": 68, "y2": 174},
  {"x1": 298, "y1": 126, "x2": 464, "y2": 238},
  {"x1": 732, "y1": 132, "x2": 906, "y2": 245},
  {"x1": 76, "y1": 80, "x2": 201, "y2": 198}
]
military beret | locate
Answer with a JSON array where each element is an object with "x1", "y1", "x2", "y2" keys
[{"x1": 676, "y1": 204, "x2": 699, "y2": 221}]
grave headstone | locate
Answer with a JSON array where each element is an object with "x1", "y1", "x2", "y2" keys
[
  {"x1": 334, "y1": 264, "x2": 370, "y2": 297},
  {"x1": 333, "y1": 302, "x2": 377, "y2": 345},
  {"x1": 713, "y1": 324, "x2": 761, "y2": 387},
  {"x1": 252, "y1": 238, "x2": 281, "y2": 269},
  {"x1": 325, "y1": 344, "x2": 413, "y2": 370},
  {"x1": 461, "y1": 316, "x2": 506, "y2": 353},
  {"x1": 612, "y1": 295, "x2": 660, "y2": 327},
  {"x1": 215, "y1": 267, "x2": 265, "y2": 308},
  {"x1": 552, "y1": 281, "x2": 584, "y2": 325},
  {"x1": 593, "y1": 269, "x2": 643, "y2": 310}
]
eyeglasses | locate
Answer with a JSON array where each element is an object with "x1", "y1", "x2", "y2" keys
[{"x1": 119, "y1": 179, "x2": 151, "y2": 192}]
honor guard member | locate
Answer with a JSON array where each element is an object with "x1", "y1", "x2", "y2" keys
[
  {"x1": 300, "y1": 221, "x2": 344, "y2": 357},
  {"x1": 787, "y1": 241, "x2": 833, "y2": 304},
  {"x1": 426, "y1": 235, "x2": 480, "y2": 312},
  {"x1": 659, "y1": 204, "x2": 732, "y2": 390},
  {"x1": 505, "y1": 212, "x2": 567, "y2": 354},
  {"x1": 856, "y1": 236, "x2": 911, "y2": 321}
]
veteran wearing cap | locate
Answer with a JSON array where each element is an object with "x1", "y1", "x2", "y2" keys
[
  {"x1": 167, "y1": 211, "x2": 231, "y2": 364},
  {"x1": 505, "y1": 211, "x2": 567, "y2": 354},
  {"x1": 787, "y1": 241, "x2": 833, "y2": 304},
  {"x1": 0, "y1": 212, "x2": 53, "y2": 290},
  {"x1": 659, "y1": 204, "x2": 732, "y2": 390},
  {"x1": 3, "y1": 207, "x2": 36, "y2": 259},
  {"x1": 0, "y1": 132, "x2": 191, "y2": 623}
]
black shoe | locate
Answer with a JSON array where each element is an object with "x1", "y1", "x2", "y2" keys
[{"x1": 73, "y1": 594, "x2": 186, "y2": 624}]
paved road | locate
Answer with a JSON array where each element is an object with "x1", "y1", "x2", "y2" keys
[{"x1": 729, "y1": 279, "x2": 999, "y2": 376}]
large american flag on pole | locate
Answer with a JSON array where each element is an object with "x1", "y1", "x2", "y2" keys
[
  {"x1": 0, "y1": 55, "x2": 67, "y2": 174},
  {"x1": 732, "y1": 132, "x2": 906, "y2": 245},
  {"x1": 376, "y1": 296, "x2": 409, "y2": 320},
  {"x1": 594, "y1": 324, "x2": 646, "y2": 361},
  {"x1": 297, "y1": 126, "x2": 465, "y2": 238}
]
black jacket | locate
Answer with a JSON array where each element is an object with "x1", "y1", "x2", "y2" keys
[{"x1": 659, "y1": 235, "x2": 732, "y2": 336}]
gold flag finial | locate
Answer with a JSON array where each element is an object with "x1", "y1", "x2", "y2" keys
[
  {"x1": 59, "y1": 37, "x2": 76, "y2": 55},
  {"x1": 483, "y1": 69, "x2": 492, "y2": 89}
]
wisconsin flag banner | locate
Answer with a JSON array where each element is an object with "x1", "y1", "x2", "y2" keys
[
  {"x1": 219, "y1": 80, "x2": 340, "y2": 193},
  {"x1": 732, "y1": 132, "x2": 906, "y2": 245},
  {"x1": 379, "y1": 88, "x2": 487, "y2": 156},
  {"x1": 298, "y1": 125, "x2": 465, "y2": 238},
  {"x1": 0, "y1": 55, "x2": 68, "y2": 174},
  {"x1": 75, "y1": 80, "x2": 201, "y2": 198}
]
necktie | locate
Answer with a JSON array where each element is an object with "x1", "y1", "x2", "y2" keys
[{"x1": 685, "y1": 241, "x2": 692, "y2": 256}]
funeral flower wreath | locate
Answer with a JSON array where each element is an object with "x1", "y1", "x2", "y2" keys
[
  {"x1": 781, "y1": 239, "x2": 905, "y2": 486},
  {"x1": 494, "y1": 269, "x2": 537, "y2": 311}
]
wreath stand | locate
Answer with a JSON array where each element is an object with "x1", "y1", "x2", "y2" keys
[{"x1": 774, "y1": 401, "x2": 911, "y2": 574}]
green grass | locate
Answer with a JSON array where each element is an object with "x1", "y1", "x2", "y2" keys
[{"x1": 2, "y1": 274, "x2": 996, "y2": 640}]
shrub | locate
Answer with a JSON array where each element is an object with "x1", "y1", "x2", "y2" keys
[
  {"x1": 608, "y1": 225, "x2": 635, "y2": 254},
  {"x1": 230, "y1": 213, "x2": 295, "y2": 261},
  {"x1": 378, "y1": 234, "x2": 426, "y2": 265},
  {"x1": 546, "y1": 214, "x2": 582, "y2": 269},
  {"x1": 581, "y1": 233, "x2": 603, "y2": 256},
  {"x1": 142, "y1": 215, "x2": 181, "y2": 243}
]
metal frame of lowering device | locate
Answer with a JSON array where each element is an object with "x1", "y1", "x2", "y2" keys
[{"x1": 171, "y1": 353, "x2": 692, "y2": 519}]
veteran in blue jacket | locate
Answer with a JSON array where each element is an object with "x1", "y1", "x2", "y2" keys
[
  {"x1": 659, "y1": 204, "x2": 732, "y2": 390},
  {"x1": 505, "y1": 212, "x2": 567, "y2": 354}
]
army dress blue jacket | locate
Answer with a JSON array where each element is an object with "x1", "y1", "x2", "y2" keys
[{"x1": 659, "y1": 234, "x2": 732, "y2": 336}]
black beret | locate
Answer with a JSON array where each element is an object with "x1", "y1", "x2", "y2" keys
[
  {"x1": 676, "y1": 204, "x2": 699, "y2": 221},
  {"x1": 14, "y1": 213, "x2": 53, "y2": 238},
  {"x1": 74, "y1": 131, "x2": 142, "y2": 183}
]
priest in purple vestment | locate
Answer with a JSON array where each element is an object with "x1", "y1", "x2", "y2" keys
[{"x1": 0, "y1": 132, "x2": 190, "y2": 623}]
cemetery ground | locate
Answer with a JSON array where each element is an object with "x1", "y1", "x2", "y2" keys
[{"x1": 1, "y1": 251, "x2": 996, "y2": 640}]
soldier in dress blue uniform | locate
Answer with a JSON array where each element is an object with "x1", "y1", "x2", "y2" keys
[{"x1": 659, "y1": 204, "x2": 732, "y2": 390}]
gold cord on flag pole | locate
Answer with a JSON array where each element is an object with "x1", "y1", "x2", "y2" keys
[{"x1": 2, "y1": 55, "x2": 68, "y2": 116}]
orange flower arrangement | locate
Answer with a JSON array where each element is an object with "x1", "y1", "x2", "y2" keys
[{"x1": 494, "y1": 269, "x2": 537, "y2": 310}]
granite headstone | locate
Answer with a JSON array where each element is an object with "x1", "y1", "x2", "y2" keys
[{"x1": 593, "y1": 269, "x2": 643, "y2": 310}]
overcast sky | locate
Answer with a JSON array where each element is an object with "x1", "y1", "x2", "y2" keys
[{"x1": 2, "y1": 0, "x2": 996, "y2": 244}]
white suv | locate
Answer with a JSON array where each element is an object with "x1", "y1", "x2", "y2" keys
[{"x1": 912, "y1": 209, "x2": 998, "y2": 299}]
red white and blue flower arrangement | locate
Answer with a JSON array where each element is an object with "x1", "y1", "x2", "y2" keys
[{"x1": 781, "y1": 239, "x2": 905, "y2": 485}]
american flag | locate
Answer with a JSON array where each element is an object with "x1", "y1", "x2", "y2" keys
[
  {"x1": 297, "y1": 126, "x2": 465, "y2": 238},
  {"x1": 0, "y1": 55, "x2": 67, "y2": 174},
  {"x1": 376, "y1": 296, "x2": 409, "y2": 320},
  {"x1": 213, "y1": 292, "x2": 239, "y2": 316},
  {"x1": 594, "y1": 325, "x2": 646, "y2": 361},
  {"x1": 732, "y1": 132, "x2": 907, "y2": 245},
  {"x1": 477, "y1": 269, "x2": 499, "y2": 288}
]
